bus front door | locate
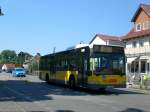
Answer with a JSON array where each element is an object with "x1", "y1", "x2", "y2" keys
[{"x1": 78, "y1": 59, "x2": 87, "y2": 87}]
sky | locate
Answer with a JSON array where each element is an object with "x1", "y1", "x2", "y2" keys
[{"x1": 0, "y1": 0, "x2": 150, "y2": 56}]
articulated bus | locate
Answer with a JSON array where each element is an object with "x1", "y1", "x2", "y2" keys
[{"x1": 39, "y1": 45, "x2": 126, "y2": 90}]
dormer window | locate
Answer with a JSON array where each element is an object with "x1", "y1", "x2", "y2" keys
[
  {"x1": 136, "y1": 23, "x2": 141, "y2": 31},
  {"x1": 143, "y1": 21, "x2": 149, "y2": 30}
]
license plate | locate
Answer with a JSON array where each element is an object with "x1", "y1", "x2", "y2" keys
[{"x1": 109, "y1": 79, "x2": 117, "y2": 83}]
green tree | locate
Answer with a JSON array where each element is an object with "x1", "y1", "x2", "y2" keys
[
  {"x1": 1, "y1": 50, "x2": 17, "y2": 64},
  {"x1": 29, "y1": 53, "x2": 41, "y2": 74},
  {"x1": 17, "y1": 51, "x2": 32, "y2": 65}
]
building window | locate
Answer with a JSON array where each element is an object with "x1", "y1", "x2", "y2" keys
[
  {"x1": 148, "y1": 63, "x2": 149, "y2": 72},
  {"x1": 139, "y1": 41, "x2": 143, "y2": 47},
  {"x1": 141, "y1": 61, "x2": 146, "y2": 73},
  {"x1": 136, "y1": 23, "x2": 142, "y2": 31},
  {"x1": 132, "y1": 41, "x2": 137, "y2": 48},
  {"x1": 127, "y1": 63, "x2": 131, "y2": 73},
  {"x1": 131, "y1": 61, "x2": 139, "y2": 73},
  {"x1": 143, "y1": 21, "x2": 149, "y2": 30}
]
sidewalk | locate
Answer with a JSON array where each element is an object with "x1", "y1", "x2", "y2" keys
[{"x1": 127, "y1": 82, "x2": 150, "y2": 94}]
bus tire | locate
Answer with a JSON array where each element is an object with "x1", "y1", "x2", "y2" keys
[
  {"x1": 99, "y1": 87, "x2": 106, "y2": 92},
  {"x1": 69, "y1": 76, "x2": 75, "y2": 89},
  {"x1": 45, "y1": 73, "x2": 49, "y2": 83}
]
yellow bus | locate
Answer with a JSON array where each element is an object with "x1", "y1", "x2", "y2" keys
[{"x1": 39, "y1": 45, "x2": 126, "y2": 90}]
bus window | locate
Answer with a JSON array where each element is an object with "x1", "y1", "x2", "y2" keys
[
  {"x1": 101, "y1": 57, "x2": 108, "y2": 70},
  {"x1": 90, "y1": 58, "x2": 100, "y2": 71},
  {"x1": 90, "y1": 57, "x2": 108, "y2": 72},
  {"x1": 84, "y1": 59, "x2": 88, "y2": 71},
  {"x1": 90, "y1": 58, "x2": 94, "y2": 71},
  {"x1": 111, "y1": 56, "x2": 125, "y2": 75},
  {"x1": 119, "y1": 58, "x2": 124, "y2": 73},
  {"x1": 94, "y1": 58, "x2": 98, "y2": 70},
  {"x1": 61, "y1": 60, "x2": 68, "y2": 70},
  {"x1": 95, "y1": 58, "x2": 101, "y2": 72},
  {"x1": 112, "y1": 60, "x2": 118, "y2": 69},
  {"x1": 69, "y1": 60, "x2": 77, "y2": 71},
  {"x1": 90, "y1": 55, "x2": 124, "y2": 75}
]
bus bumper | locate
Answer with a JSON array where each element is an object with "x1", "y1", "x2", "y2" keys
[{"x1": 88, "y1": 84, "x2": 126, "y2": 90}]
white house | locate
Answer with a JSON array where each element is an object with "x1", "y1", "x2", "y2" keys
[
  {"x1": 2, "y1": 64, "x2": 16, "y2": 71},
  {"x1": 122, "y1": 4, "x2": 150, "y2": 80},
  {"x1": 89, "y1": 34, "x2": 124, "y2": 48},
  {"x1": 2, "y1": 64, "x2": 7, "y2": 71}
]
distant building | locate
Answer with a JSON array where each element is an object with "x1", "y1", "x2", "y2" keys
[
  {"x1": 89, "y1": 34, "x2": 124, "y2": 48},
  {"x1": 2, "y1": 64, "x2": 16, "y2": 71},
  {"x1": 23, "y1": 60, "x2": 30, "y2": 70}
]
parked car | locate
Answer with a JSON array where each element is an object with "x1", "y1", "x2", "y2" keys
[
  {"x1": 6, "y1": 68, "x2": 14, "y2": 73},
  {"x1": 12, "y1": 68, "x2": 26, "y2": 77}
]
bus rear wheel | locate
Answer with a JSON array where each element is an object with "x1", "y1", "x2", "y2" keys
[{"x1": 69, "y1": 76, "x2": 75, "y2": 89}]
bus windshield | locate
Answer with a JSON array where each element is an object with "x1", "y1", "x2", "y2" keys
[{"x1": 90, "y1": 54, "x2": 125, "y2": 75}]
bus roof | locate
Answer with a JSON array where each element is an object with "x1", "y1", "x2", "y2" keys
[
  {"x1": 42, "y1": 45, "x2": 124, "y2": 57},
  {"x1": 42, "y1": 46, "x2": 89, "y2": 57}
]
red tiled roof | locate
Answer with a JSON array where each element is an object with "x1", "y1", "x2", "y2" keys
[
  {"x1": 5, "y1": 64, "x2": 16, "y2": 68},
  {"x1": 122, "y1": 28, "x2": 150, "y2": 40},
  {"x1": 122, "y1": 4, "x2": 150, "y2": 40},
  {"x1": 132, "y1": 4, "x2": 150, "y2": 22},
  {"x1": 97, "y1": 34, "x2": 121, "y2": 41},
  {"x1": 89, "y1": 34, "x2": 121, "y2": 44},
  {"x1": 141, "y1": 4, "x2": 150, "y2": 16}
]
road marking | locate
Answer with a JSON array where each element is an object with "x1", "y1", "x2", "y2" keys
[
  {"x1": 4, "y1": 86, "x2": 52, "y2": 111},
  {"x1": 4, "y1": 87, "x2": 33, "y2": 101},
  {"x1": 3, "y1": 87, "x2": 26, "y2": 112}
]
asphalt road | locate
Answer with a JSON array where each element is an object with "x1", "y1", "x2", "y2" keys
[{"x1": 0, "y1": 72, "x2": 150, "y2": 112}]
